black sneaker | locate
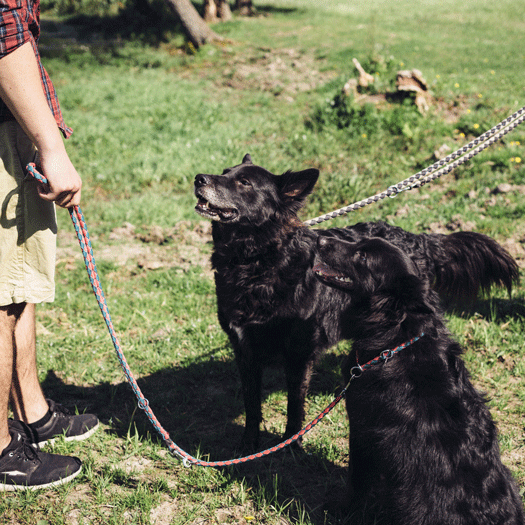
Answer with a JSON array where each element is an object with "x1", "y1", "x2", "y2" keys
[
  {"x1": 0, "y1": 429, "x2": 82, "y2": 491},
  {"x1": 9, "y1": 399, "x2": 99, "y2": 447}
]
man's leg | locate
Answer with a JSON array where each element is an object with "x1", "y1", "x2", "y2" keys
[
  {"x1": 7, "y1": 301, "x2": 99, "y2": 447},
  {"x1": 0, "y1": 305, "x2": 82, "y2": 492},
  {"x1": 0, "y1": 305, "x2": 16, "y2": 453},
  {"x1": 9, "y1": 302, "x2": 49, "y2": 425}
]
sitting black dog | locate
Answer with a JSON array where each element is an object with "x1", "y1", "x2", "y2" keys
[
  {"x1": 194, "y1": 154, "x2": 519, "y2": 450},
  {"x1": 314, "y1": 235, "x2": 525, "y2": 525}
]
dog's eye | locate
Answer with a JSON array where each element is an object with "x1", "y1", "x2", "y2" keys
[
  {"x1": 238, "y1": 178, "x2": 252, "y2": 187},
  {"x1": 357, "y1": 252, "x2": 367, "y2": 263}
]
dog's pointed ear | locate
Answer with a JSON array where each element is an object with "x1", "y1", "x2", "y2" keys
[
  {"x1": 242, "y1": 153, "x2": 253, "y2": 164},
  {"x1": 278, "y1": 169, "x2": 319, "y2": 203}
]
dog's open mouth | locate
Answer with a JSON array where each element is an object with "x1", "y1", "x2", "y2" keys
[
  {"x1": 195, "y1": 197, "x2": 238, "y2": 222},
  {"x1": 313, "y1": 263, "x2": 353, "y2": 288}
]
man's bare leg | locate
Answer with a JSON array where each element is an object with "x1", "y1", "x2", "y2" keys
[
  {"x1": 9, "y1": 303, "x2": 49, "y2": 425},
  {"x1": 0, "y1": 302, "x2": 83, "y2": 490},
  {"x1": 0, "y1": 304, "x2": 16, "y2": 452}
]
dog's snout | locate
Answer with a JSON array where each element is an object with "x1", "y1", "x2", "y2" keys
[{"x1": 195, "y1": 174, "x2": 210, "y2": 187}]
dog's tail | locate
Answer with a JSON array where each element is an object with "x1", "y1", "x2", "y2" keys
[{"x1": 433, "y1": 231, "x2": 520, "y2": 306}]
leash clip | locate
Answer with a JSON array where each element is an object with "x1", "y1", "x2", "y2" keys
[
  {"x1": 169, "y1": 448, "x2": 193, "y2": 468},
  {"x1": 350, "y1": 365, "x2": 363, "y2": 381},
  {"x1": 387, "y1": 184, "x2": 411, "y2": 198},
  {"x1": 380, "y1": 349, "x2": 394, "y2": 364}
]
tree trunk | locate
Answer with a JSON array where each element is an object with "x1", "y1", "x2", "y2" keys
[
  {"x1": 164, "y1": 0, "x2": 222, "y2": 48},
  {"x1": 203, "y1": 0, "x2": 217, "y2": 22},
  {"x1": 218, "y1": 0, "x2": 232, "y2": 20},
  {"x1": 204, "y1": 0, "x2": 232, "y2": 22},
  {"x1": 235, "y1": 0, "x2": 254, "y2": 16}
]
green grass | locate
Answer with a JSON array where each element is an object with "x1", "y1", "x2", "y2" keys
[{"x1": 2, "y1": 0, "x2": 525, "y2": 522}]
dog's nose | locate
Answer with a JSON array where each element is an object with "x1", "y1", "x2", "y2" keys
[{"x1": 195, "y1": 174, "x2": 210, "y2": 187}]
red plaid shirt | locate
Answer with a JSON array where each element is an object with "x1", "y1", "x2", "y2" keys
[{"x1": 0, "y1": 0, "x2": 72, "y2": 137}]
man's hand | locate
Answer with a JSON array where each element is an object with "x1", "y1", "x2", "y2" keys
[{"x1": 37, "y1": 151, "x2": 82, "y2": 208}]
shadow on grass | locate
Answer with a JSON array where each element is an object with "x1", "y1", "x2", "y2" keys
[
  {"x1": 41, "y1": 351, "x2": 344, "y2": 449},
  {"x1": 38, "y1": 296, "x2": 522, "y2": 523},
  {"x1": 39, "y1": 0, "x2": 303, "y2": 57},
  {"x1": 41, "y1": 347, "x2": 348, "y2": 523},
  {"x1": 39, "y1": 12, "x2": 182, "y2": 66},
  {"x1": 448, "y1": 296, "x2": 525, "y2": 322}
]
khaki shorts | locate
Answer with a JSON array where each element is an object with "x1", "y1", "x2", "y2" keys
[{"x1": 0, "y1": 121, "x2": 57, "y2": 306}]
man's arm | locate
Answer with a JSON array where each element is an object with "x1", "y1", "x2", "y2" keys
[{"x1": 0, "y1": 41, "x2": 81, "y2": 208}]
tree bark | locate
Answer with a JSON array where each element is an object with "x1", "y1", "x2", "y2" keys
[
  {"x1": 218, "y1": 0, "x2": 232, "y2": 20},
  {"x1": 164, "y1": 0, "x2": 222, "y2": 48},
  {"x1": 204, "y1": 0, "x2": 232, "y2": 23},
  {"x1": 203, "y1": 0, "x2": 218, "y2": 22},
  {"x1": 235, "y1": 0, "x2": 254, "y2": 16}
]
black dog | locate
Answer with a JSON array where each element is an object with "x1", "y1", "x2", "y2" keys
[
  {"x1": 313, "y1": 235, "x2": 524, "y2": 525},
  {"x1": 194, "y1": 154, "x2": 519, "y2": 450}
]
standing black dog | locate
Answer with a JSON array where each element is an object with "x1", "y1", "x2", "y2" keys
[
  {"x1": 194, "y1": 154, "x2": 519, "y2": 450},
  {"x1": 313, "y1": 235, "x2": 524, "y2": 525}
]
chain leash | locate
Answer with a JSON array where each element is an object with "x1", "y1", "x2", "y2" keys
[{"x1": 304, "y1": 106, "x2": 525, "y2": 226}]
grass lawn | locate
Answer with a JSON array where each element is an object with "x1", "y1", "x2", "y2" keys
[{"x1": 2, "y1": 0, "x2": 524, "y2": 523}]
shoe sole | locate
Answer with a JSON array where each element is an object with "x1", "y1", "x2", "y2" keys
[
  {"x1": 37, "y1": 422, "x2": 100, "y2": 448},
  {"x1": 0, "y1": 465, "x2": 82, "y2": 492}
]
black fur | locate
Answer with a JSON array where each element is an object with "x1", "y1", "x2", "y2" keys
[
  {"x1": 194, "y1": 154, "x2": 519, "y2": 449},
  {"x1": 314, "y1": 235, "x2": 524, "y2": 525}
]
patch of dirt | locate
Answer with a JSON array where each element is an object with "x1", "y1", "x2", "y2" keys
[
  {"x1": 116, "y1": 456, "x2": 154, "y2": 474},
  {"x1": 501, "y1": 238, "x2": 525, "y2": 267},
  {"x1": 63, "y1": 485, "x2": 96, "y2": 525},
  {"x1": 185, "y1": 504, "x2": 260, "y2": 525},
  {"x1": 149, "y1": 488, "x2": 260, "y2": 525},
  {"x1": 150, "y1": 500, "x2": 181, "y2": 525},
  {"x1": 426, "y1": 214, "x2": 478, "y2": 235},
  {"x1": 57, "y1": 220, "x2": 214, "y2": 277},
  {"x1": 219, "y1": 47, "x2": 336, "y2": 101},
  {"x1": 434, "y1": 95, "x2": 472, "y2": 125}
]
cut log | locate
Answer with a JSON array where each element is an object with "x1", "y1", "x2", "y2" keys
[
  {"x1": 352, "y1": 58, "x2": 375, "y2": 87},
  {"x1": 396, "y1": 69, "x2": 431, "y2": 113}
]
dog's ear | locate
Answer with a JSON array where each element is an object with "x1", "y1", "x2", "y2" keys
[
  {"x1": 278, "y1": 169, "x2": 319, "y2": 203},
  {"x1": 242, "y1": 153, "x2": 253, "y2": 164}
]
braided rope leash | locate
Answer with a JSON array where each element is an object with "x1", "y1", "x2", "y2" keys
[
  {"x1": 26, "y1": 163, "x2": 343, "y2": 468},
  {"x1": 304, "y1": 105, "x2": 525, "y2": 226},
  {"x1": 26, "y1": 164, "x2": 180, "y2": 449}
]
